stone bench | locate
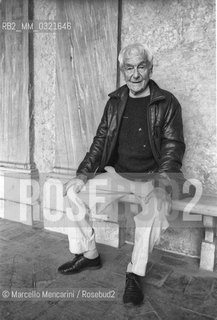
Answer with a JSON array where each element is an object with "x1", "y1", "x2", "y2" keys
[
  {"x1": 42, "y1": 178, "x2": 217, "y2": 272},
  {"x1": 118, "y1": 194, "x2": 217, "y2": 272}
]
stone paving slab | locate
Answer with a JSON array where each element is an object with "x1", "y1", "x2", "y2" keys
[
  {"x1": 211, "y1": 279, "x2": 217, "y2": 299},
  {"x1": 147, "y1": 294, "x2": 216, "y2": 320},
  {"x1": 146, "y1": 278, "x2": 217, "y2": 320},
  {"x1": 0, "y1": 219, "x2": 217, "y2": 320},
  {"x1": 163, "y1": 272, "x2": 191, "y2": 294},
  {"x1": 184, "y1": 277, "x2": 214, "y2": 298},
  {"x1": 32, "y1": 299, "x2": 159, "y2": 320},
  {"x1": 144, "y1": 263, "x2": 173, "y2": 288},
  {"x1": 0, "y1": 301, "x2": 57, "y2": 320},
  {"x1": 104, "y1": 306, "x2": 161, "y2": 320}
]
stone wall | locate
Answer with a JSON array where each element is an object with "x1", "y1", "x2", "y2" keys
[
  {"x1": 121, "y1": 0, "x2": 216, "y2": 194},
  {"x1": 121, "y1": 0, "x2": 216, "y2": 256}
]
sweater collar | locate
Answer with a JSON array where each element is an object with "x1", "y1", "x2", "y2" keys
[{"x1": 108, "y1": 79, "x2": 166, "y2": 105}]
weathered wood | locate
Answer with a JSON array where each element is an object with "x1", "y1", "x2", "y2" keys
[
  {"x1": 55, "y1": 0, "x2": 119, "y2": 170},
  {"x1": 0, "y1": 0, "x2": 39, "y2": 226},
  {"x1": 0, "y1": 0, "x2": 30, "y2": 164}
]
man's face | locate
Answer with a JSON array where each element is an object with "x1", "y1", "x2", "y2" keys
[{"x1": 122, "y1": 53, "x2": 152, "y2": 95}]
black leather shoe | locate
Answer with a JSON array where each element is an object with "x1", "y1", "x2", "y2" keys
[
  {"x1": 123, "y1": 273, "x2": 144, "y2": 305},
  {"x1": 58, "y1": 254, "x2": 102, "y2": 274}
]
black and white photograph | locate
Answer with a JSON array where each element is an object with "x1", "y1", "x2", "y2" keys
[{"x1": 0, "y1": 0, "x2": 216, "y2": 319}]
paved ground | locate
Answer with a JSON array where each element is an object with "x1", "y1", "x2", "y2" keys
[{"x1": 0, "y1": 218, "x2": 217, "y2": 320}]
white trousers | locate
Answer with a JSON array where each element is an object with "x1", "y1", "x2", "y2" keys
[{"x1": 65, "y1": 166, "x2": 170, "y2": 276}]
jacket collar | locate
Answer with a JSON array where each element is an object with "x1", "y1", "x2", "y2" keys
[{"x1": 108, "y1": 79, "x2": 166, "y2": 105}]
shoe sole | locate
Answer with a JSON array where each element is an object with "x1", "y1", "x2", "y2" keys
[{"x1": 58, "y1": 264, "x2": 102, "y2": 275}]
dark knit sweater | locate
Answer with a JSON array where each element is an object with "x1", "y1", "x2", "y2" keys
[{"x1": 114, "y1": 95, "x2": 158, "y2": 180}]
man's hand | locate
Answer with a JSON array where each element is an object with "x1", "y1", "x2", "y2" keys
[
  {"x1": 63, "y1": 178, "x2": 85, "y2": 196},
  {"x1": 145, "y1": 187, "x2": 172, "y2": 212}
]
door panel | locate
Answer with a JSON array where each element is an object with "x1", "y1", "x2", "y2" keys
[{"x1": 55, "y1": 0, "x2": 119, "y2": 170}]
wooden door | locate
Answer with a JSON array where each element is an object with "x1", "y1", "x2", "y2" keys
[
  {"x1": 0, "y1": 0, "x2": 31, "y2": 166},
  {"x1": 55, "y1": 0, "x2": 119, "y2": 173}
]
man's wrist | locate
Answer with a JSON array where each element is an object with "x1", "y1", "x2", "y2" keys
[
  {"x1": 154, "y1": 173, "x2": 172, "y2": 196},
  {"x1": 76, "y1": 174, "x2": 88, "y2": 184}
]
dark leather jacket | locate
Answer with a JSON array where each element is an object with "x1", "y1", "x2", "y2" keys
[{"x1": 76, "y1": 80, "x2": 186, "y2": 189}]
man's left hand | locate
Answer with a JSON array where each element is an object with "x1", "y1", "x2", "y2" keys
[{"x1": 145, "y1": 187, "x2": 172, "y2": 212}]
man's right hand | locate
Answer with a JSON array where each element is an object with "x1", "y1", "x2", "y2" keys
[{"x1": 63, "y1": 178, "x2": 85, "y2": 196}]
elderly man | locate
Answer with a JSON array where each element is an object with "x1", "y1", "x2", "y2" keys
[{"x1": 58, "y1": 43, "x2": 185, "y2": 305}]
